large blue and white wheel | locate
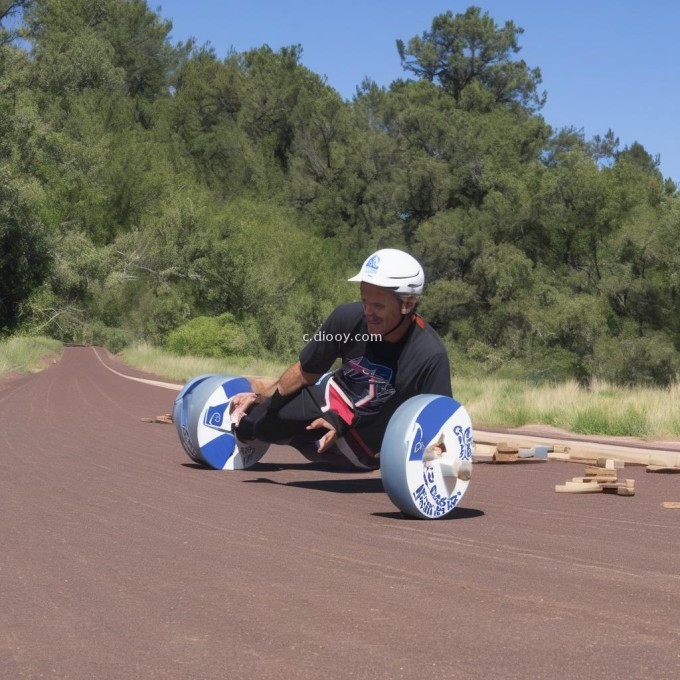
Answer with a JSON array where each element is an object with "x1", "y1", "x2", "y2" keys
[
  {"x1": 173, "y1": 374, "x2": 269, "y2": 470},
  {"x1": 381, "y1": 395, "x2": 473, "y2": 519}
]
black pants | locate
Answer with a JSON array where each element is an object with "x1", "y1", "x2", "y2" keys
[
  {"x1": 235, "y1": 381, "x2": 381, "y2": 470},
  {"x1": 236, "y1": 386, "x2": 329, "y2": 444}
]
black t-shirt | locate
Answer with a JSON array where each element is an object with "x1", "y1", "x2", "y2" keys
[{"x1": 299, "y1": 302, "x2": 452, "y2": 435}]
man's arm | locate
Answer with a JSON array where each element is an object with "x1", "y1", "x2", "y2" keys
[
  {"x1": 230, "y1": 361, "x2": 322, "y2": 422},
  {"x1": 258, "y1": 361, "x2": 321, "y2": 400}
]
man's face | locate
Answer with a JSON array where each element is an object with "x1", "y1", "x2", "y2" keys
[{"x1": 360, "y1": 283, "x2": 402, "y2": 339}]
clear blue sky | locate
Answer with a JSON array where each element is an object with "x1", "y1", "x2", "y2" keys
[{"x1": 157, "y1": 0, "x2": 679, "y2": 183}]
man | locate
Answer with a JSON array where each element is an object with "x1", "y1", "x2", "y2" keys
[{"x1": 231, "y1": 248, "x2": 452, "y2": 470}]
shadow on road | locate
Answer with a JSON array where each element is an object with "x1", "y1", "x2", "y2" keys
[
  {"x1": 243, "y1": 476, "x2": 384, "y2": 494},
  {"x1": 372, "y1": 507, "x2": 485, "y2": 521},
  {"x1": 181, "y1": 461, "x2": 372, "y2": 473}
]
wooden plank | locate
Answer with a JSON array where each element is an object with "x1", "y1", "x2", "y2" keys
[
  {"x1": 566, "y1": 454, "x2": 599, "y2": 465},
  {"x1": 563, "y1": 480, "x2": 603, "y2": 490},
  {"x1": 584, "y1": 466, "x2": 614, "y2": 476},
  {"x1": 571, "y1": 476, "x2": 617, "y2": 483},
  {"x1": 600, "y1": 480, "x2": 635, "y2": 495},
  {"x1": 662, "y1": 502, "x2": 680, "y2": 509},
  {"x1": 141, "y1": 414, "x2": 174, "y2": 424},
  {"x1": 595, "y1": 457, "x2": 625, "y2": 469},
  {"x1": 555, "y1": 484, "x2": 602, "y2": 493},
  {"x1": 494, "y1": 452, "x2": 519, "y2": 463},
  {"x1": 650, "y1": 452, "x2": 680, "y2": 467},
  {"x1": 472, "y1": 430, "x2": 679, "y2": 467},
  {"x1": 646, "y1": 466, "x2": 680, "y2": 474},
  {"x1": 495, "y1": 442, "x2": 519, "y2": 454}
]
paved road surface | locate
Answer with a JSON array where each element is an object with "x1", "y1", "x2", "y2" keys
[{"x1": 1, "y1": 347, "x2": 679, "y2": 679}]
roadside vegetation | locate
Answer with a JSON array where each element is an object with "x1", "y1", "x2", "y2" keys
[
  {"x1": 0, "y1": 335, "x2": 61, "y2": 375},
  {"x1": 121, "y1": 342, "x2": 680, "y2": 441},
  {"x1": 3, "y1": 337, "x2": 679, "y2": 440},
  {"x1": 454, "y1": 375, "x2": 680, "y2": 440},
  {"x1": 121, "y1": 342, "x2": 287, "y2": 384}
]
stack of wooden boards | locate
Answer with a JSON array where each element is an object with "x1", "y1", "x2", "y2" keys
[
  {"x1": 555, "y1": 459, "x2": 635, "y2": 496},
  {"x1": 472, "y1": 436, "x2": 680, "y2": 471},
  {"x1": 472, "y1": 442, "x2": 550, "y2": 463},
  {"x1": 472, "y1": 437, "x2": 680, "y2": 504}
]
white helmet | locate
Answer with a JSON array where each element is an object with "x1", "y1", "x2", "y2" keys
[{"x1": 348, "y1": 249, "x2": 424, "y2": 295}]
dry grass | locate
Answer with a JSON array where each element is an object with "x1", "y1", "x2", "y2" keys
[
  {"x1": 0, "y1": 336, "x2": 62, "y2": 375},
  {"x1": 121, "y1": 342, "x2": 288, "y2": 383},
  {"x1": 455, "y1": 376, "x2": 680, "y2": 440},
  {"x1": 125, "y1": 344, "x2": 680, "y2": 441},
  {"x1": 3, "y1": 338, "x2": 678, "y2": 441}
]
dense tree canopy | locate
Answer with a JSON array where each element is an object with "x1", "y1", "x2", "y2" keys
[
  {"x1": 396, "y1": 6, "x2": 545, "y2": 112},
  {"x1": 1, "y1": 1, "x2": 679, "y2": 385}
]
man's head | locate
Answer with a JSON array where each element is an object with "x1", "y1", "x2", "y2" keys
[
  {"x1": 348, "y1": 249, "x2": 424, "y2": 340},
  {"x1": 359, "y1": 282, "x2": 417, "y2": 338}
]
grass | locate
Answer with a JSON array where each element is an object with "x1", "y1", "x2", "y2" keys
[
  {"x1": 3, "y1": 337, "x2": 679, "y2": 441},
  {"x1": 0, "y1": 336, "x2": 62, "y2": 375},
  {"x1": 120, "y1": 342, "x2": 289, "y2": 383},
  {"x1": 122, "y1": 344, "x2": 679, "y2": 441},
  {"x1": 454, "y1": 375, "x2": 680, "y2": 440}
]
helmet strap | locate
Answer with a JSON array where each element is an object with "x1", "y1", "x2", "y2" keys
[{"x1": 382, "y1": 313, "x2": 410, "y2": 341}]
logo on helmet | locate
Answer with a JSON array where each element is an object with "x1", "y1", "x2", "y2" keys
[{"x1": 365, "y1": 254, "x2": 380, "y2": 273}]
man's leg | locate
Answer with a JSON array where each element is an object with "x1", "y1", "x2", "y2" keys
[
  {"x1": 235, "y1": 381, "x2": 381, "y2": 471},
  {"x1": 235, "y1": 388, "x2": 327, "y2": 444}
]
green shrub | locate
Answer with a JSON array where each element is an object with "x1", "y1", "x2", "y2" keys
[
  {"x1": 595, "y1": 334, "x2": 679, "y2": 387},
  {"x1": 81, "y1": 322, "x2": 133, "y2": 353},
  {"x1": 165, "y1": 313, "x2": 252, "y2": 358}
]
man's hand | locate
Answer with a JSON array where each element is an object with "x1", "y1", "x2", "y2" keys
[
  {"x1": 306, "y1": 417, "x2": 338, "y2": 453},
  {"x1": 229, "y1": 392, "x2": 260, "y2": 426}
]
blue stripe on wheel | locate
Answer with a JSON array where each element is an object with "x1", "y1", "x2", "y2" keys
[
  {"x1": 221, "y1": 377, "x2": 252, "y2": 399},
  {"x1": 407, "y1": 396, "x2": 462, "y2": 462},
  {"x1": 197, "y1": 432, "x2": 237, "y2": 470}
]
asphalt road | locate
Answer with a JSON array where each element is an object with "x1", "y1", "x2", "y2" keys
[{"x1": 1, "y1": 347, "x2": 679, "y2": 679}]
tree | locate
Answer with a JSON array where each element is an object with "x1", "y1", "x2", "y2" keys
[
  {"x1": 397, "y1": 6, "x2": 545, "y2": 112},
  {"x1": 23, "y1": 0, "x2": 176, "y2": 96},
  {"x1": 169, "y1": 47, "x2": 261, "y2": 194},
  {"x1": 0, "y1": 166, "x2": 51, "y2": 332}
]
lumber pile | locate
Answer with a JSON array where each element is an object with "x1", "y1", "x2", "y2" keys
[
  {"x1": 473, "y1": 436, "x2": 680, "y2": 474},
  {"x1": 473, "y1": 442, "x2": 549, "y2": 463},
  {"x1": 555, "y1": 463, "x2": 635, "y2": 496},
  {"x1": 470, "y1": 434, "x2": 680, "y2": 502}
]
